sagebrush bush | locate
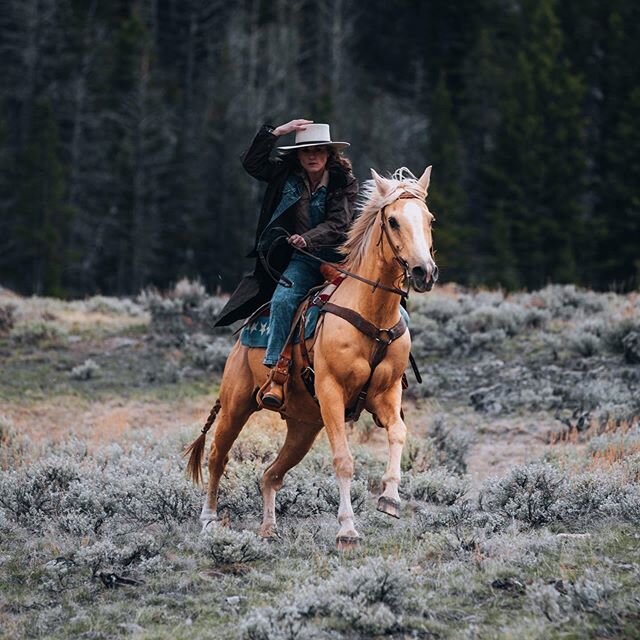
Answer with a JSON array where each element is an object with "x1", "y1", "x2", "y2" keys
[
  {"x1": 478, "y1": 528, "x2": 562, "y2": 569},
  {"x1": 139, "y1": 279, "x2": 229, "y2": 339},
  {"x1": 623, "y1": 453, "x2": 640, "y2": 482},
  {"x1": 401, "y1": 468, "x2": 468, "y2": 505},
  {"x1": 198, "y1": 527, "x2": 271, "y2": 564},
  {"x1": 0, "y1": 303, "x2": 16, "y2": 334},
  {"x1": 69, "y1": 358, "x2": 101, "y2": 380},
  {"x1": 216, "y1": 459, "x2": 263, "y2": 517},
  {"x1": 241, "y1": 558, "x2": 415, "y2": 639},
  {"x1": 534, "y1": 285, "x2": 608, "y2": 319},
  {"x1": 602, "y1": 318, "x2": 640, "y2": 355},
  {"x1": 427, "y1": 418, "x2": 470, "y2": 475},
  {"x1": 415, "y1": 500, "x2": 505, "y2": 542},
  {"x1": 526, "y1": 569, "x2": 618, "y2": 622},
  {"x1": 622, "y1": 330, "x2": 640, "y2": 364},
  {"x1": 588, "y1": 424, "x2": 640, "y2": 460},
  {"x1": 477, "y1": 463, "x2": 640, "y2": 530},
  {"x1": 139, "y1": 293, "x2": 186, "y2": 338},
  {"x1": 571, "y1": 472, "x2": 640, "y2": 525},
  {"x1": 468, "y1": 328, "x2": 508, "y2": 352},
  {"x1": 401, "y1": 438, "x2": 436, "y2": 473},
  {"x1": 410, "y1": 294, "x2": 463, "y2": 325},
  {"x1": 0, "y1": 446, "x2": 202, "y2": 534},
  {"x1": 10, "y1": 321, "x2": 67, "y2": 345},
  {"x1": 173, "y1": 278, "x2": 207, "y2": 307},
  {"x1": 567, "y1": 329, "x2": 601, "y2": 357},
  {"x1": 478, "y1": 463, "x2": 565, "y2": 527},
  {"x1": 75, "y1": 532, "x2": 165, "y2": 576},
  {"x1": 216, "y1": 448, "x2": 369, "y2": 519},
  {"x1": 461, "y1": 303, "x2": 527, "y2": 337},
  {"x1": 187, "y1": 334, "x2": 233, "y2": 372},
  {"x1": 0, "y1": 415, "x2": 30, "y2": 469},
  {"x1": 82, "y1": 296, "x2": 144, "y2": 316}
]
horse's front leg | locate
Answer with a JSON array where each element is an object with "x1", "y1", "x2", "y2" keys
[
  {"x1": 370, "y1": 383, "x2": 406, "y2": 518},
  {"x1": 316, "y1": 375, "x2": 360, "y2": 549}
]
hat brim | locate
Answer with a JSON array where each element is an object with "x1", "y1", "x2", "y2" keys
[{"x1": 277, "y1": 141, "x2": 350, "y2": 151}]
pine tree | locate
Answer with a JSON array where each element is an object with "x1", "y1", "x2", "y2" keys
[
  {"x1": 460, "y1": 24, "x2": 506, "y2": 284},
  {"x1": 592, "y1": 2, "x2": 640, "y2": 289},
  {"x1": 484, "y1": 0, "x2": 586, "y2": 289},
  {"x1": 427, "y1": 73, "x2": 467, "y2": 283},
  {"x1": 14, "y1": 99, "x2": 73, "y2": 295}
]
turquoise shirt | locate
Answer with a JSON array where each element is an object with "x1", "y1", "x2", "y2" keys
[{"x1": 261, "y1": 174, "x2": 332, "y2": 261}]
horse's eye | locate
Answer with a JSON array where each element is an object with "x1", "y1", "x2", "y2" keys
[{"x1": 388, "y1": 216, "x2": 399, "y2": 230}]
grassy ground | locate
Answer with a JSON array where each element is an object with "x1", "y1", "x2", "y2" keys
[{"x1": 0, "y1": 283, "x2": 639, "y2": 639}]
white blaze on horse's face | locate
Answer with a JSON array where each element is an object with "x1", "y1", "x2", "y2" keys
[{"x1": 372, "y1": 166, "x2": 438, "y2": 293}]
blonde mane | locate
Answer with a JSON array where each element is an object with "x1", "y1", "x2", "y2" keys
[{"x1": 340, "y1": 168, "x2": 427, "y2": 270}]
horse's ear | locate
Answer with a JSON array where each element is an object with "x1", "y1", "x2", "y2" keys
[
  {"x1": 371, "y1": 169, "x2": 393, "y2": 197},
  {"x1": 417, "y1": 165, "x2": 432, "y2": 193}
]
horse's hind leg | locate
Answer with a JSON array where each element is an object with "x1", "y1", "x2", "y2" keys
[
  {"x1": 200, "y1": 401, "x2": 255, "y2": 531},
  {"x1": 200, "y1": 352, "x2": 258, "y2": 531},
  {"x1": 259, "y1": 418, "x2": 322, "y2": 538}
]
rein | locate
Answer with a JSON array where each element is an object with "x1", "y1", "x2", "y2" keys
[
  {"x1": 262, "y1": 191, "x2": 423, "y2": 299},
  {"x1": 263, "y1": 230, "x2": 409, "y2": 298}
]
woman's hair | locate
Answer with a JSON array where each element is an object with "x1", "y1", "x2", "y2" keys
[
  {"x1": 282, "y1": 146, "x2": 352, "y2": 174},
  {"x1": 327, "y1": 147, "x2": 352, "y2": 173}
]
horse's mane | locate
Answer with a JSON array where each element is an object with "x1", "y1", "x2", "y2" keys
[{"x1": 340, "y1": 168, "x2": 427, "y2": 270}]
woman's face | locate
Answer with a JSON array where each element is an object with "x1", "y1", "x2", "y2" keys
[{"x1": 297, "y1": 145, "x2": 329, "y2": 175}]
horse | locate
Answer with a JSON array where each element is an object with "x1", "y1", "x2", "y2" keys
[{"x1": 185, "y1": 166, "x2": 437, "y2": 549}]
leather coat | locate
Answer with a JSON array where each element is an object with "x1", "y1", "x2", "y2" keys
[{"x1": 215, "y1": 124, "x2": 358, "y2": 327}]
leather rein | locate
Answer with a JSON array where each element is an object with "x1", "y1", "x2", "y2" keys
[{"x1": 263, "y1": 196, "x2": 418, "y2": 300}]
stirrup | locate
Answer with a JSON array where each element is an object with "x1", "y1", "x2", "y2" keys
[
  {"x1": 260, "y1": 381, "x2": 285, "y2": 410},
  {"x1": 257, "y1": 355, "x2": 291, "y2": 411}
]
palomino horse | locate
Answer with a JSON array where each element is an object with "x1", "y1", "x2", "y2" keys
[{"x1": 185, "y1": 166, "x2": 437, "y2": 548}]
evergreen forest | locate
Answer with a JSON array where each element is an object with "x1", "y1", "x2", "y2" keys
[{"x1": 1, "y1": 0, "x2": 638, "y2": 297}]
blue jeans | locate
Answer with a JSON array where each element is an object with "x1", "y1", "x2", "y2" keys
[{"x1": 264, "y1": 256, "x2": 323, "y2": 366}]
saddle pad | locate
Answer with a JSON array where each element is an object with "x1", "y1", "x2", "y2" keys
[{"x1": 240, "y1": 303, "x2": 409, "y2": 349}]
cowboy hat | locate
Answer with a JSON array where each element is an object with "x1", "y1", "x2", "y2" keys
[{"x1": 277, "y1": 123, "x2": 350, "y2": 151}]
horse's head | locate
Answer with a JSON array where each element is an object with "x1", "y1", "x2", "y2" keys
[{"x1": 371, "y1": 167, "x2": 438, "y2": 293}]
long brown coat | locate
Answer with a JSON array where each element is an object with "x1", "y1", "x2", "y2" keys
[{"x1": 215, "y1": 124, "x2": 358, "y2": 327}]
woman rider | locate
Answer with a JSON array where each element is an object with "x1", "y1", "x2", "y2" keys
[{"x1": 214, "y1": 119, "x2": 358, "y2": 409}]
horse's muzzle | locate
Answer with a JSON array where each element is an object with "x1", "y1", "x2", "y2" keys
[{"x1": 410, "y1": 263, "x2": 438, "y2": 293}]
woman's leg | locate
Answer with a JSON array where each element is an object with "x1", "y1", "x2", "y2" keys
[{"x1": 263, "y1": 258, "x2": 322, "y2": 366}]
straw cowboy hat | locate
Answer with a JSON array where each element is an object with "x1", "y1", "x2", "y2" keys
[{"x1": 277, "y1": 123, "x2": 350, "y2": 151}]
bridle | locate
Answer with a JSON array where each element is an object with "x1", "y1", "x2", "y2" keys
[{"x1": 376, "y1": 192, "x2": 417, "y2": 292}]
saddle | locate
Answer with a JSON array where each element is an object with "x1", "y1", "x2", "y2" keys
[
  {"x1": 255, "y1": 263, "x2": 415, "y2": 421},
  {"x1": 255, "y1": 266, "x2": 346, "y2": 411}
]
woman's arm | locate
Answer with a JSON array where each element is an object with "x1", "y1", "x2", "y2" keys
[
  {"x1": 301, "y1": 175, "x2": 359, "y2": 251},
  {"x1": 241, "y1": 119, "x2": 313, "y2": 182}
]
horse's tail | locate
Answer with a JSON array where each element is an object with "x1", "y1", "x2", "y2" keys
[{"x1": 184, "y1": 398, "x2": 221, "y2": 485}]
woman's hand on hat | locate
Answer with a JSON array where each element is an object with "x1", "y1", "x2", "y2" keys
[
  {"x1": 273, "y1": 119, "x2": 313, "y2": 137},
  {"x1": 288, "y1": 234, "x2": 307, "y2": 249}
]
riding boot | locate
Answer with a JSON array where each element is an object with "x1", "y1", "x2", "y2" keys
[{"x1": 260, "y1": 354, "x2": 291, "y2": 410}]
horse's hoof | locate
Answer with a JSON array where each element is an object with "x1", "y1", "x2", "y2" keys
[
  {"x1": 259, "y1": 525, "x2": 280, "y2": 541},
  {"x1": 377, "y1": 496, "x2": 401, "y2": 519},
  {"x1": 336, "y1": 536, "x2": 361, "y2": 551},
  {"x1": 200, "y1": 520, "x2": 216, "y2": 534}
]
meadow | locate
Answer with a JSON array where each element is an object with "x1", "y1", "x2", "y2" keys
[{"x1": 1, "y1": 281, "x2": 639, "y2": 639}]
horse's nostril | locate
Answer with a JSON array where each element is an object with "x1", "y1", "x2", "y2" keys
[
  {"x1": 411, "y1": 266, "x2": 426, "y2": 281},
  {"x1": 432, "y1": 265, "x2": 439, "y2": 281}
]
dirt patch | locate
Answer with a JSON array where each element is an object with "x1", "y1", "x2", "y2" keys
[
  {"x1": 464, "y1": 412, "x2": 560, "y2": 484},
  {"x1": 1, "y1": 394, "x2": 290, "y2": 450}
]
